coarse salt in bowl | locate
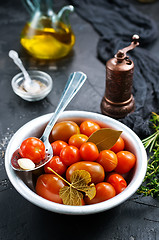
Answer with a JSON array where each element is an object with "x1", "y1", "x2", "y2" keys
[
  {"x1": 5, "y1": 111, "x2": 147, "y2": 215},
  {"x1": 11, "y1": 70, "x2": 53, "y2": 101}
]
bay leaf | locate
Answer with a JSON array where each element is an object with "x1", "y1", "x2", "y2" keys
[
  {"x1": 59, "y1": 170, "x2": 96, "y2": 206},
  {"x1": 87, "y1": 128, "x2": 122, "y2": 152}
]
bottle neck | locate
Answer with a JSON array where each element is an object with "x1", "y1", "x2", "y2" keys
[{"x1": 38, "y1": 0, "x2": 53, "y2": 15}]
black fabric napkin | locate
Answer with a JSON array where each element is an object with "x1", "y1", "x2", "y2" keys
[{"x1": 68, "y1": 0, "x2": 159, "y2": 138}]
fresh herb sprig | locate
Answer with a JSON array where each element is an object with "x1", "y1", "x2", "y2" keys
[{"x1": 137, "y1": 112, "x2": 159, "y2": 198}]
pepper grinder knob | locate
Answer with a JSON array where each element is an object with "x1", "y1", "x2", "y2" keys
[
  {"x1": 132, "y1": 34, "x2": 139, "y2": 44},
  {"x1": 101, "y1": 35, "x2": 139, "y2": 119}
]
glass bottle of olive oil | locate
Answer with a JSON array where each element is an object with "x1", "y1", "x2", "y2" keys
[{"x1": 20, "y1": 1, "x2": 75, "y2": 60}]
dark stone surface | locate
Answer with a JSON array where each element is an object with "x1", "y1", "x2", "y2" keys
[{"x1": 0, "y1": 0, "x2": 159, "y2": 239}]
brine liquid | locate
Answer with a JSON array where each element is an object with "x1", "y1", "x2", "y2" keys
[{"x1": 20, "y1": 21, "x2": 75, "y2": 60}]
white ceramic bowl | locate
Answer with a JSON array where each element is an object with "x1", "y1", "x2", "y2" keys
[
  {"x1": 5, "y1": 111, "x2": 147, "y2": 215},
  {"x1": 11, "y1": 70, "x2": 53, "y2": 101}
]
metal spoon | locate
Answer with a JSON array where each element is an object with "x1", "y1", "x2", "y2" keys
[
  {"x1": 9, "y1": 50, "x2": 40, "y2": 93},
  {"x1": 11, "y1": 71, "x2": 87, "y2": 171}
]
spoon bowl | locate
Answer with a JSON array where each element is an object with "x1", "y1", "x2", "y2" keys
[{"x1": 11, "y1": 71, "x2": 87, "y2": 171}]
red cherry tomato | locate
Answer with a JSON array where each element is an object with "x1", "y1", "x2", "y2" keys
[
  {"x1": 97, "y1": 150, "x2": 118, "y2": 172},
  {"x1": 44, "y1": 156, "x2": 67, "y2": 175},
  {"x1": 85, "y1": 182, "x2": 116, "y2": 204},
  {"x1": 115, "y1": 151, "x2": 136, "y2": 174},
  {"x1": 50, "y1": 121, "x2": 80, "y2": 142},
  {"x1": 68, "y1": 134, "x2": 88, "y2": 149},
  {"x1": 110, "y1": 137, "x2": 125, "y2": 153},
  {"x1": 66, "y1": 161, "x2": 105, "y2": 184},
  {"x1": 81, "y1": 199, "x2": 85, "y2": 205},
  {"x1": 80, "y1": 142, "x2": 99, "y2": 161},
  {"x1": 19, "y1": 137, "x2": 45, "y2": 164},
  {"x1": 60, "y1": 145, "x2": 81, "y2": 166},
  {"x1": 107, "y1": 173, "x2": 127, "y2": 194},
  {"x1": 80, "y1": 120, "x2": 101, "y2": 137},
  {"x1": 36, "y1": 174, "x2": 66, "y2": 203},
  {"x1": 51, "y1": 140, "x2": 68, "y2": 156}
]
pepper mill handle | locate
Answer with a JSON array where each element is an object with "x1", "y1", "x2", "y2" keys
[{"x1": 115, "y1": 35, "x2": 140, "y2": 61}]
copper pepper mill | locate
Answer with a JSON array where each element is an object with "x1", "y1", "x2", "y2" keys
[{"x1": 101, "y1": 35, "x2": 139, "y2": 119}]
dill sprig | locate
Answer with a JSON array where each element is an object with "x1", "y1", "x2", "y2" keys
[{"x1": 137, "y1": 112, "x2": 159, "y2": 198}]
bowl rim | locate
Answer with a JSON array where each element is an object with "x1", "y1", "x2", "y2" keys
[{"x1": 5, "y1": 110, "x2": 147, "y2": 215}]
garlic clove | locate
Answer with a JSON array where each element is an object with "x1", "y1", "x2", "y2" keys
[{"x1": 17, "y1": 158, "x2": 35, "y2": 170}]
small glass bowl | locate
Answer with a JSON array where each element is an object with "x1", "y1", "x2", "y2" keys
[{"x1": 11, "y1": 70, "x2": 53, "y2": 101}]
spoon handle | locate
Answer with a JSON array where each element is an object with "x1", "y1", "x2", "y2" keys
[
  {"x1": 41, "y1": 71, "x2": 87, "y2": 141},
  {"x1": 9, "y1": 50, "x2": 32, "y2": 86}
]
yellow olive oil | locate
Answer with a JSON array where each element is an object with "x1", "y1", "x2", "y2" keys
[{"x1": 20, "y1": 19, "x2": 75, "y2": 60}]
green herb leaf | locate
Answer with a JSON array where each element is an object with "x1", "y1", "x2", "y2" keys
[
  {"x1": 59, "y1": 170, "x2": 96, "y2": 206},
  {"x1": 87, "y1": 128, "x2": 122, "y2": 152},
  {"x1": 70, "y1": 170, "x2": 96, "y2": 200},
  {"x1": 138, "y1": 112, "x2": 159, "y2": 199},
  {"x1": 59, "y1": 186, "x2": 84, "y2": 206}
]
